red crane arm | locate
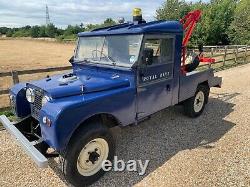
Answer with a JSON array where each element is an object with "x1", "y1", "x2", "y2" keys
[
  {"x1": 180, "y1": 10, "x2": 202, "y2": 48},
  {"x1": 180, "y1": 10, "x2": 202, "y2": 67},
  {"x1": 180, "y1": 10, "x2": 215, "y2": 71}
]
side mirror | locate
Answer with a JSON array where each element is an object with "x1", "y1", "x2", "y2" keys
[
  {"x1": 142, "y1": 48, "x2": 153, "y2": 65},
  {"x1": 69, "y1": 56, "x2": 74, "y2": 63}
]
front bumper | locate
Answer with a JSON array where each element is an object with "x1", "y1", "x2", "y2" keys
[{"x1": 0, "y1": 115, "x2": 48, "y2": 168}]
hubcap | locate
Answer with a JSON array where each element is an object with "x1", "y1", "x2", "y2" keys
[
  {"x1": 194, "y1": 91, "x2": 205, "y2": 113},
  {"x1": 77, "y1": 138, "x2": 109, "y2": 176}
]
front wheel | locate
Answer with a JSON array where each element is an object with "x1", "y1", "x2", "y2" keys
[
  {"x1": 61, "y1": 121, "x2": 115, "y2": 187},
  {"x1": 183, "y1": 84, "x2": 209, "y2": 118}
]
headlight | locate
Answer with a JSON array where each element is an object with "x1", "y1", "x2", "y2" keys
[
  {"x1": 9, "y1": 94, "x2": 14, "y2": 101},
  {"x1": 26, "y1": 88, "x2": 35, "y2": 103},
  {"x1": 42, "y1": 95, "x2": 51, "y2": 106},
  {"x1": 9, "y1": 94, "x2": 16, "y2": 111}
]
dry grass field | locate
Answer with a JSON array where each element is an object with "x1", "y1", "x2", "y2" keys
[
  {"x1": 0, "y1": 39, "x2": 75, "y2": 108},
  {"x1": 0, "y1": 39, "x2": 75, "y2": 72}
]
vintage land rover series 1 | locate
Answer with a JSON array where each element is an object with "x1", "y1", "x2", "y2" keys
[{"x1": 0, "y1": 9, "x2": 222, "y2": 186}]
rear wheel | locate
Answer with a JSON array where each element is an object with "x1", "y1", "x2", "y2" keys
[
  {"x1": 61, "y1": 121, "x2": 115, "y2": 187},
  {"x1": 183, "y1": 84, "x2": 209, "y2": 117}
]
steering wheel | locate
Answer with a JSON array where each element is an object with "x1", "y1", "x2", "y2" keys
[{"x1": 91, "y1": 49, "x2": 115, "y2": 62}]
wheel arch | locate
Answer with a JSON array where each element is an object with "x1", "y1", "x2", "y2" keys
[
  {"x1": 64, "y1": 113, "x2": 121, "y2": 150},
  {"x1": 179, "y1": 79, "x2": 210, "y2": 103},
  {"x1": 198, "y1": 80, "x2": 209, "y2": 88},
  {"x1": 82, "y1": 113, "x2": 121, "y2": 129}
]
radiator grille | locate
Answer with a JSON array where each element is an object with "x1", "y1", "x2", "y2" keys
[
  {"x1": 30, "y1": 88, "x2": 44, "y2": 120},
  {"x1": 9, "y1": 95, "x2": 16, "y2": 115}
]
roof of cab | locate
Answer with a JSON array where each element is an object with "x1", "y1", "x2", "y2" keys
[{"x1": 78, "y1": 20, "x2": 183, "y2": 37}]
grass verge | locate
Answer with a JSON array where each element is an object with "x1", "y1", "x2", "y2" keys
[{"x1": 0, "y1": 110, "x2": 14, "y2": 130}]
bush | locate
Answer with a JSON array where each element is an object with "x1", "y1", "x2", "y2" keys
[
  {"x1": 12, "y1": 30, "x2": 30, "y2": 37},
  {"x1": 30, "y1": 26, "x2": 40, "y2": 38},
  {"x1": 0, "y1": 27, "x2": 9, "y2": 34},
  {"x1": 2, "y1": 18, "x2": 116, "y2": 41},
  {"x1": 46, "y1": 23, "x2": 58, "y2": 38},
  {"x1": 0, "y1": 110, "x2": 13, "y2": 117},
  {"x1": 6, "y1": 30, "x2": 13, "y2": 37}
]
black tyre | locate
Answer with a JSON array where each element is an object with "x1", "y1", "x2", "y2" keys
[
  {"x1": 61, "y1": 121, "x2": 115, "y2": 187},
  {"x1": 183, "y1": 84, "x2": 210, "y2": 118}
]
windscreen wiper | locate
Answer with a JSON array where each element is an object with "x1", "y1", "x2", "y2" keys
[{"x1": 74, "y1": 59, "x2": 92, "y2": 64}]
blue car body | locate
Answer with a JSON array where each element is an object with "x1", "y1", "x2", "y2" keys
[{"x1": 9, "y1": 20, "x2": 221, "y2": 151}]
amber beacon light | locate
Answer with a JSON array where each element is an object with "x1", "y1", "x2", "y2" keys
[{"x1": 133, "y1": 8, "x2": 142, "y2": 22}]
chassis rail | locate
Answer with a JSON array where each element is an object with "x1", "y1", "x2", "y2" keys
[{"x1": 0, "y1": 115, "x2": 48, "y2": 168}]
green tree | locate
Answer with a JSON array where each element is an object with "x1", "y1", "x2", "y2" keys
[
  {"x1": 228, "y1": 0, "x2": 250, "y2": 44},
  {"x1": 12, "y1": 26, "x2": 31, "y2": 37},
  {"x1": 156, "y1": 0, "x2": 191, "y2": 20},
  {"x1": 188, "y1": 1, "x2": 208, "y2": 46},
  {"x1": 57, "y1": 28, "x2": 64, "y2": 36},
  {"x1": 103, "y1": 18, "x2": 116, "y2": 27},
  {"x1": 202, "y1": 0, "x2": 236, "y2": 45},
  {"x1": 85, "y1": 24, "x2": 98, "y2": 31},
  {"x1": 56, "y1": 25, "x2": 85, "y2": 41},
  {"x1": 6, "y1": 29, "x2": 13, "y2": 37},
  {"x1": 0, "y1": 27, "x2": 9, "y2": 34},
  {"x1": 46, "y1": 23, "x2": 58, "y2": 38},
  {"x1": 23, "y1": 25, "x2": 31, "y2": 30},
  {"x1": 39, "y1": 26, "x2": 47, "y2": 37},
  {"x1": 30, "y1": 26, "x2": 40, "y2": 38},
  {"x1": 156, "y1": 0, "x2": 236, "y2": 45},
  {"x1": 64, "y1": 25, "x2": 84, "y2": 35},
  {"x1": 85, "y1": 18, "x2": 116, "y2": 31}
]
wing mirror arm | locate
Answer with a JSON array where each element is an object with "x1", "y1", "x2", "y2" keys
[{"x1": 69, "y1": 56, "x2": 74, "y2": 63}]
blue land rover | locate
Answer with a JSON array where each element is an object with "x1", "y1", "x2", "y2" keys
[{"x1": 0, "y1": 9, "x2": 221, "y2": 186}]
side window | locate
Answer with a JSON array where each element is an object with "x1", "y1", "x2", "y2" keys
[{"x1": 144, "y1": 38, "x2": 173, "y2": 65}]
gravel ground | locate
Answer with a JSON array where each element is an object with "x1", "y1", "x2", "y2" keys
[{"x1": 0, "y1": 64, "x2": 250, "y2": 187}]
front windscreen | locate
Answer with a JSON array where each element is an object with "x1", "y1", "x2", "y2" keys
[{"x1": 74, "y1": 34, "x2": 143, "y2": 67}]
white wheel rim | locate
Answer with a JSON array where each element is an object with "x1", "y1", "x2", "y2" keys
[
  {"x1": 194, "y1": 91, "x2": 205, "y2": 113},
  {"x1": 77, "y1": 138, "x2": 109, "y2": 176}
]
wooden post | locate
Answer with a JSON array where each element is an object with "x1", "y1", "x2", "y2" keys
[
  {"x1": 209, "y1": 48, "x2": 214, "y2": 68},
  {"x1": 244, "y1": 45, "x2": 248, "y2": 63},
  {"x1": 223, "y1": 46, "x2": 228, "y2": 66},
  {"x1": 11, "y1": 70, "x2": 19, "y2": 85},
  {"x1": 234, "y1": 45, "x2": 239, "y2": 64}
]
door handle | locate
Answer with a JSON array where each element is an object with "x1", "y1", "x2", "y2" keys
[
  {"x1": 137, "y1": 87, "x2": 147, "y2": 92},
  {"x1": 166, "y1": 84, "x2": 171, "y2": 91}
]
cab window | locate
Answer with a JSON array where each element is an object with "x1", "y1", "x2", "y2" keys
[{"x1": 144, "y1": 38, "x2": 173, "y2": 65}]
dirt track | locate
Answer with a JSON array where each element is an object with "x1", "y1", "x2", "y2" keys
[{"x1": 0, "y1": 64, "x2": 249, "y2": 187}]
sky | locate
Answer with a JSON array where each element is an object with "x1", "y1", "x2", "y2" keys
[{"x1": 0, "y1": 0, "x2": 202, "y2": 28}]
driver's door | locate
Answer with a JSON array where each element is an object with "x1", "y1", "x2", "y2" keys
[{"x1": 136, "y1": 35, "x2": 175, "y2": 119}]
